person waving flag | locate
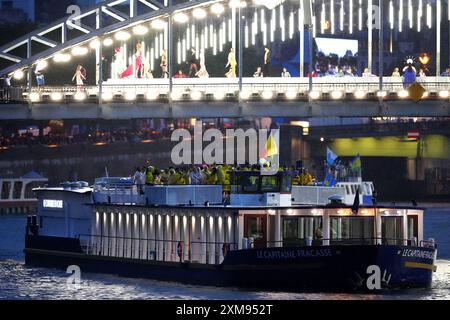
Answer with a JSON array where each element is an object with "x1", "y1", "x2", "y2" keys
[{"x1": 327, "y1": 147, "x2": 338, "y2": 166}]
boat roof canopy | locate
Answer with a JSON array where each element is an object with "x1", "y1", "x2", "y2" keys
[{"x1": 21, "y1": 171, "x2": 47, "y2": 180}]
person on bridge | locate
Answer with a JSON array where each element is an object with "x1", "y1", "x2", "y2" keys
[
  {"x1": 195, "y1": 49, "x2": 209, "y2": 78},
  {"x1": 225, "y1": 48, "x2": 236, "y2": 78},
  {"x1": 391, "y1": 67, "x2": 401, "y2": 77},
  {"x1": 120, "y1": 42, "x2": 143, "y2": 79},
  {"x1": 281, "y1": 68, "x2": 291, "y2": 77},
  {"x1": 362, "y1": 68, "x2": 376, "y2": 77},
  {"x1": 403, "y1": 61, "x2": 417, "y2": 88},
  {"x1": 263, "y1": 47, "x2": 271, "y2": 77},
  {"x1": 441, "y1": 67, "x2": 450, "y2": 77},
  {"x1": 72, "y1": 65, "x2": 86, "y2": 89},
  {"x1": 188, "y1": 48, "x2": 198, "y2": 78},
  {"x1": 253, "y1": 67, "x2": 263, "y2": 78},
  {"x1": 3, "y1": 74, "x2": 11, "y2": 101},
  {"x1": 160, "y1": 49, "x2": 168, "y2": 78},
  {"x1": 418, "y1": 68, "x2": 427, "y2": 79},
  {"x1": 35, "y1": 70, "x2": 45, "y2": 91},
  {"x1": 174, "y1": 70, "x2": 187, "y2": 78}
]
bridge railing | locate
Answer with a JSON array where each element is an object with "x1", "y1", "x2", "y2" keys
[{"x1": 5, "y1": 77, "x2": 450, "y2": 103}]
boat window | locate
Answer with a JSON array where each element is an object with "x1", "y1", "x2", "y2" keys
[
  {"x1": 345, "y1": 185, "x2": 350, "y2": 195},
  {"x1": 280, "y1": 175, "x2": 292, "y2": 193},
  {"x1": 282, "y1": 217, "x2": 323, "y2": 246},
  {"x1": 24, "y1": 182, "x2": 41, "y2": 199},
  {"x1": 13, "y1": 181, "x2": 23, "y2": 199},
  {"x1": 330, "y1": 216, "x2": 374, "y2": 245},
  {"x1": 381, "y1": 216, "x2": 404, "y2": 245},
  {"x1": 247, "y1": 217, "x2": 264, "y2": 240},
  {"x1": 242, "y1": 175, "x2": 259, "y2": 193},
  {"x1": 261, "y1": 176, "x2": 279, "y2": 192},
  {"x1": 1, "y1": 181, "x2": 11, "y2": 199},
  {"x1": 407, "y1": 216, "x2": 418, "y2": 242}
]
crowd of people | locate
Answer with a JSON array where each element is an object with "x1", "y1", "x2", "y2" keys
[
  {"x1": 0, "y1": 127, "x2": 169, "y2": 149},
  {"x1": 131, "y1": 162, "x2": 316, "y2": 194}
]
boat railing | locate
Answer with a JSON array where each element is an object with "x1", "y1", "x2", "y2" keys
[
  {"x1": 264, "y1": 237, "x2": 436, "y2": 248},
  {"x1": 92, "y1": 183, "x2": 146, "y2": 205},
  {"x1": 189, "y1": 241, "x2": 238, "y2": 264},
  {"x1": 78, "y1": 234, "x2": 237, "y2": 264},
  {"x1": 92, "y1": 182, "x2": 223, "y2": 206}
]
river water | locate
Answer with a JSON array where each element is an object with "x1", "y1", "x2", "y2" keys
[{"x1": 1, "y1": 206, "x2": 449, "y2": 300}]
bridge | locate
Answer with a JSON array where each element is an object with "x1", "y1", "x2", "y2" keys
[{"x1": 1, "y1": 0, "x2": 450, "y2": 119}]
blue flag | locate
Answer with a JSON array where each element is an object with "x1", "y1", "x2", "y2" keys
[
  {"x1": 327, "y1": 147, "x2": 338, "y2": 166},
  {"x1": 324, "y1": 174, "x2": 337, "y2": 187}
]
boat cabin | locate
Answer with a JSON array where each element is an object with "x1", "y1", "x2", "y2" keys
[
  {"x1": 31, "y1": 172, "x2": 429, "y2": 266},
  {"x1": 0, "y1": 172, "x2": 48, "y2": 214}
]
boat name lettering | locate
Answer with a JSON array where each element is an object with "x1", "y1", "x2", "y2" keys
[
  {"x1": 43, "y1": 199, "x2": 63, "y2": 208},
  {"x1": 401, "y1": 249, "x2": 434, "y2": 260},
  {"x1": 256, "y1": 249, "x2": 333, "y2": 259}
]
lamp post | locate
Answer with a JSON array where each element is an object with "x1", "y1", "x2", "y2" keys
[
  {"x1": 168, "y1": 0, "x2": 173, "y2": 114},
  {"x1": 238, "y1": 3, "x2": 243, "y2": 95},
  {"x1": 379, "y1": 0, "x2": 384, "y2": 94}
]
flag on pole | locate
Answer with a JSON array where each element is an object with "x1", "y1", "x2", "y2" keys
[
  {"x1": 327, "y1": 147, "x2": 338, "y2": 166},
  {"x1": 261, "y1": 130, "x2": 279, "y2": 159},
  {"x1": 266, "y1": 131, "x2": 279, "y2": 157},
  {"x1": 351, "y1": 154, "x2": 361, "y2": 172}
]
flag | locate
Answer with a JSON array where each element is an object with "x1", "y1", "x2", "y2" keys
[
  {"x1": 351, "y1": 187, "x2": 360, "y2": 214},
  {"x1": 407, "y1": 130, "x2": 420, "y2": 140},
  {"x1": 327, "y1": 147, "x2": 338, "y2": 166},
  {"x1": 323, "y1": 174, "x2": 337, "y2": 187},
  {"x1": 261, "y1": 130, "x2": 279, "y2": 159},
  {"x1": 351, "y1": 154, "x2": 361, "y2": 172},
  {"x1": 266, "y1": 131, "x2": 279, "y2": 157}
]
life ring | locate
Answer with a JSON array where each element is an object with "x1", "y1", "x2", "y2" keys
[{"x1": 177, "y1": 241, "x2": 183, "y2": 258}]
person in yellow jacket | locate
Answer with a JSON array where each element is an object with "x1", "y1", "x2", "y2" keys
[
  {"x1": 216, "y1": 165, "x2": 225, "y2": 185},
  {"x1": 153, "y1": 170, "x2": 161, "y2": 185},
  {"x1": 292, "y1": 172, "x2": 301, "y2": 185},
  {"x1": 222, "y1": 165, "x2": 231, "y2": 192},
  {"x1": 176, "y1": 168, "x2": 189, "y2": 185},
  {"x1": 145, "y1": 165, "x2": 155, "y2": 185},
  {"x1": 207, "y1": 167, "x2": 218, "y2": 185},
  {"x1": 299, "y1": 169, "x2": 313, "y2": 186},
  {"x1": 160, "y1": 169, "x2": 169, "y2": 185},
  {"x1": 168, "y1": 168, "x2": 178, "y2": 185}
]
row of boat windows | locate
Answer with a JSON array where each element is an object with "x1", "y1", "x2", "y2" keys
[
  {"x1": 0, "y1": 206, "x2": 35, "y2": 214},
  {"x1": 342, "y1": 184, "x2": 374, "y2": 196},
  {"x1": 235, "y1": 175, "x2": 292, "y2": 194},
  {"x1": 0, "y1": 181, "x2": 40, "y2": 199},
  {"x1": 281, "y1": 216, "x2": 417, "y2": 245}
]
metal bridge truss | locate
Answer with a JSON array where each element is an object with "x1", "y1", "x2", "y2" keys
[{"x1": 0, "y1": 0, "x2": 216, "y2": 78}]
